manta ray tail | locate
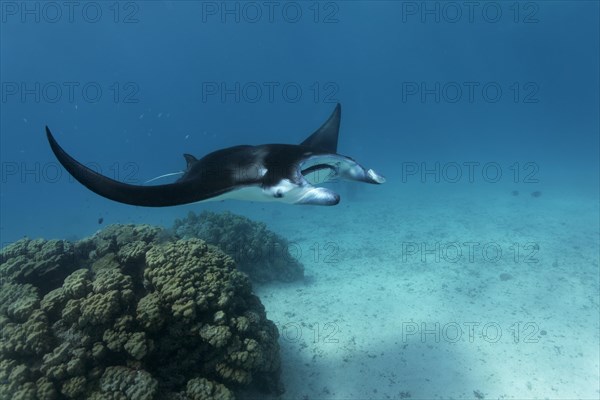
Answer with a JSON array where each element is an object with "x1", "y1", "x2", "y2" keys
[{"x1": 46, "y1": 127, "x2": 224, "y2": 207}]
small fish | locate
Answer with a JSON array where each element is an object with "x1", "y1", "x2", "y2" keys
[{"x1": 98, "y1": 217, "x2": 104, "y2": 225}]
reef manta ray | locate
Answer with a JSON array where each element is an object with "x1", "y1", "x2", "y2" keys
[{"x1": 46, "y1": 103, "x2": 385, "y2": 206}]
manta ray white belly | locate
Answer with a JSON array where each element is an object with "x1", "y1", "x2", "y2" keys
[{"x1": 198, "y1": 179, "x2": 340, "y2": 205}]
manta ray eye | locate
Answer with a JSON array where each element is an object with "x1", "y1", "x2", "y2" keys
[{"x1": 274, "y1": 190, "x2": 283, "y2": 198}]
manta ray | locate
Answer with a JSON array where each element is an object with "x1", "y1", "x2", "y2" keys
[{"x1": 46, "y1": 104, "x2": 385, "y2": 206}]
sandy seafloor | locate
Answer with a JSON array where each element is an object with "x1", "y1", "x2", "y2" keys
[
  {"x1": 243, "y1": 183, "x2": 600, "y2": 400},
  {"x1": 3, "y1": 180, "x2": 599, "y2": 399}
]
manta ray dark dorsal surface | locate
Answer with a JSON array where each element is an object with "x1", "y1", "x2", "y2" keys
[
  {"x1": 46, "y1": 103, "x2": 385, "y2": 207},
  {"x1": 46, "y1": 127, "x2": 236, "y2": 206}
]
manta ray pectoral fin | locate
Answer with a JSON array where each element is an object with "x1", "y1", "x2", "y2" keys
[
  {"x1": 301, "y1": 103, "x2": 341, "y2": 153},
  {"x1": 46, "y1": 126, "x2": 231, "y2": 207}
]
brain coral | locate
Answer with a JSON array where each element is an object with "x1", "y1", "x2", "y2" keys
[
  {"x1": 173, "y1": 211, "x2": 304, "y2": 283},
  {"x1": 0, "y1": 224, "x2": 282, "y2": 399}
]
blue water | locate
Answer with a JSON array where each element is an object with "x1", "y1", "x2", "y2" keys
[
  {"x1": 1, "y1": 2, "x2": 599, "y2": 398},
  {"x1": 1, "y1": 1, "x2": 597, "y2": 243}
]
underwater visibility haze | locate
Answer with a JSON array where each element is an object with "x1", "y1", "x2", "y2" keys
[{"x1": 0, "y1": 1, "x2": 599, "y2": 399}]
